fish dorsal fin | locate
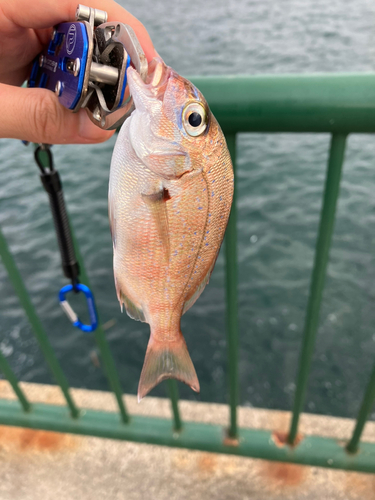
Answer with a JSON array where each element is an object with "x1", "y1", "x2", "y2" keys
[{"x1": 141, "y1": 188, "x2": 170, "y2": 260}]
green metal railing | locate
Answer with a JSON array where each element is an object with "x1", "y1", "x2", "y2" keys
[{"x1": 1, "y1": 72, "x2": 375, "y2": 472}]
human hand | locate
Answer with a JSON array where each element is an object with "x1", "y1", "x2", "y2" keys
[{"x1": 0, "y1": 0, "x2": 156, "y2": 144}]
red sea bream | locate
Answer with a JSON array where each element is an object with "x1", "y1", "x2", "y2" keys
[{"x1": 109, "y1": 57, "x2": 234, "y2": 400}]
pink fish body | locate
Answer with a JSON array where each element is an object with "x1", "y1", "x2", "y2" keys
[{"x1": 109, "y1": 57, "x2": 234, "y2": 400}]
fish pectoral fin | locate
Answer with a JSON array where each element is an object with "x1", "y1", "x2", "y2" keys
[
  {"x1": 147, "y1": 152, "x2": 191, "y2": 180},
  {"x1": 138, "y1": 334, "x2": 200, "y2": 401},
  {"x1": 141, "y1": 189, "x2": 170, "y2": 260}
]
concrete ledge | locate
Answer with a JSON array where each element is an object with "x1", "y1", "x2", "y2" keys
[{"x1": 0, "y1": 381, "x2": 374, "y2": 500}]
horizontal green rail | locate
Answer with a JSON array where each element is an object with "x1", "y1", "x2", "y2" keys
[
  {"x1": 192, "y1": 73, "x2": 375, "y2": 133},
  {"x1": 1, "y1": 399, "x2": 375, "y2": 474},
  {"x1": 1, "y1": 73, "x2": 375, "y2": 472}
]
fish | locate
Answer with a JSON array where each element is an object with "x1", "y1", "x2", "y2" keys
[{"x1": 109, "y1": 57, "x2": 234, "y2": 401}]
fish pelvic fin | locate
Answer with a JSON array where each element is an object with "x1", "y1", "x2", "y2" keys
[
  {"x1": 141, "y1": 189, "x2": 170, "y2": 261},
  {"x1": 138, "y1": 334, "x2": 200, "y2": 401}
]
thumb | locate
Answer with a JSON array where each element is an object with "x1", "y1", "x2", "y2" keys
[{"x1": 0, "y1": 84, "x2": 115, "y2": 144}]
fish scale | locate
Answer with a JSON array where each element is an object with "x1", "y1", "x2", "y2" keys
[{"x1": 109, "y1": 57, "x2": 233, "y2": 400}]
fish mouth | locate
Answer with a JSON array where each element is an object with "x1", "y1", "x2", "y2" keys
[
  {"x1": 144, "y1": 58, "x2": 171, "y2": 98},
  {"x1": 127, "y1": 57, "x2": 172, "y2": 108}
]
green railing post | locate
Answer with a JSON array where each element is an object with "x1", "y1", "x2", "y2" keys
[
  {"x1": 288, "y1": 133, "x2": 347, "y2": 444},
  {"x1": 168, "y1": 379, "x2": 182, "y2": 431},
  {"x1": 0, "y1": 351, "x2": 31, "y2": 412},
  {"x1": 0, "y1": 226, "x2": 79, "y2": 418},
  {"x1": 225, "y1": 133, "x2": 239, "y2": 439},
  {"x1": 347, "y1": 362, "x2": 375, "y2": 453},
  {"x1": 71, "y1": 229, "x2": 130, "y2": 424}
]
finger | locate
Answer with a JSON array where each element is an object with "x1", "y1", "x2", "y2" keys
[
  {"x1": 1, "y1": 0, "x2": 156, "y2": 61},
  {"x1": 0, "y1": 83, "x2": 115, "y2": 144}
]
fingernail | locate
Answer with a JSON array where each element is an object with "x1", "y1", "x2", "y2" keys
[{"x1": 78, "y1": 110, "x2": 113, "y2": 142}]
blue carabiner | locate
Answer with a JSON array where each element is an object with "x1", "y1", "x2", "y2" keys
[{"x1": 59, "y1": 283, "x2": 98, "y2": 333}]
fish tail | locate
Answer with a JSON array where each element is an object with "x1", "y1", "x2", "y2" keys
[{"x1": 138, "y1": 333, "x2": 200, "y2": 401}]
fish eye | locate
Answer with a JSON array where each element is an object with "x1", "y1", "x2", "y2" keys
[
  {"x1": 182, "y1": 103, "x2": 208, "y2": 137},
  {"x1": 189, "y1": 112, "x2": 202, "y2": 127}
]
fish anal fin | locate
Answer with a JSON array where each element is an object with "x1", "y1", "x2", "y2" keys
[
  {"x1": 138, "y1": 334, "x2": 200, "y2": 401},
  {"x1": 115, "y1": 277, "x2": 145, "y2": 322},
  {"x1": 122, "y1": 294, "x2": 145, "y2": 322},
  {"x1": 141, "y1": 188, "x2": 170, "y2": 260}
]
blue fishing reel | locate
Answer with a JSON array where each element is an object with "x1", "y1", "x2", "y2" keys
[{"x1": 28, "y1": 4, "x2": 148, "y2": 130}]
